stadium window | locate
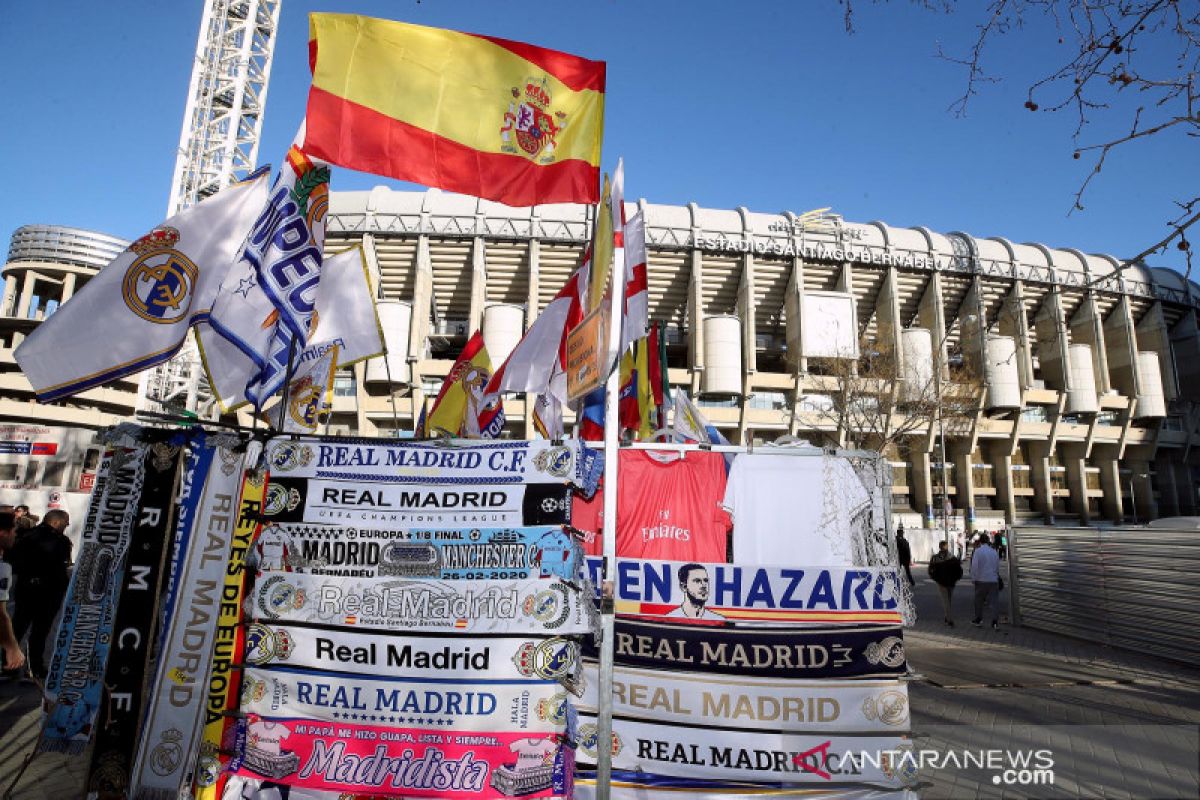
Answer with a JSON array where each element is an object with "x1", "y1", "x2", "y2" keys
[{"x1": 333, "y1": 373, "x2": 356, "y2": 397}]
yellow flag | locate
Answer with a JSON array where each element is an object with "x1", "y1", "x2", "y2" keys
[
  {"x1": 588, "y1": 173, "x2": 614, "y2": 311},
  {"x1": 636, "y1": 336, "x2": 656, "y2": 440}
]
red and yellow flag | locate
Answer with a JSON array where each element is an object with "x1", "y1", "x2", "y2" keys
[
  {"x1": 418, "y1": 331, "x2": 506, "y2": 438},
  {"x1": 304, "y1": 13, "x2": 605, "y2": 207}
]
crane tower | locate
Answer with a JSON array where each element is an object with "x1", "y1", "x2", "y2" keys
[{"x1": 140, "y1": 0, "x2": 282, "y2": 416}]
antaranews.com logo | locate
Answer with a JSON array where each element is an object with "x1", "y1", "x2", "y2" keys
[{"x1": 793, "y1": 743, "x2": 1054, "y2": 787}]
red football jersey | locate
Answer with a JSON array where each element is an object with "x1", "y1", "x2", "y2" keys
[{"x1": 572, "y1": 450, "x2": 731, "y2": 562}]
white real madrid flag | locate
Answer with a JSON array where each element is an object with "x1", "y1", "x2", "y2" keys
[
  {"x1": 198, "y1": 245, "x2": 382, "y2": 411},
  {"x1": 14, "y1": 174, "x2": 269, "y2": 403},
  {"x1": 200, "y1": 143, "x2": 329, "y2": 411},
  {"x1": 275, "y1": 343, "x2": 337, "y2": 433},
  {"x1": 296, "y1": 245, "x2": 385, "y2": 369}
]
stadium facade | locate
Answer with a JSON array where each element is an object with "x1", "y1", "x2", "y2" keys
[{"x1": 4, "y1": 190, "x2": 1200, "y2": 527}]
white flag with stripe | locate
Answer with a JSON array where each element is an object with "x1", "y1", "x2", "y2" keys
[{"x1": 14, "y1": 174, "x2": 269, "y2": 402}]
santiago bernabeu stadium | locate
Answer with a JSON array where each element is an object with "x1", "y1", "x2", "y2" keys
[{"x1": 3, "y1": 188, "x2": 1199, "y2": 534}]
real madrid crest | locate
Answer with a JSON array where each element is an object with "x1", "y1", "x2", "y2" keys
[
  {"x1": 864, "y1": 636, "x2": 906, "y2": 669},
  {"x1": 578, "y1": 723, "x2": 622, "y2": 759},
  {"x1": 532, "y1": 446, "x2": 573, "y2": 478},
  {"x1": 512, "y1": 638, "x2": 579, "y2": 682},
  {"x1": 287, "y1": 377, "x2": 326, "y2": 431},
  {"x1": 522, "y1": 582, "x2": 570, "y2": 629},
  {"x1": 244, "y1": 622, "x2": 295, "y2": 665},
  {"x1": 122, "y1": 227, "x2": 198, "y2": 325},
  {"x1": 268, "y1": 441, "x2": 314, "y2": 472}
]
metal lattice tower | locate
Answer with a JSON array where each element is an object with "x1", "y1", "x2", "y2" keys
[
  {"x1": 141, "y1": 0, "x2": 282, "y2": 417},
  {"x1": 167, "y1": 0, "x2": 282, "y2": 215}
]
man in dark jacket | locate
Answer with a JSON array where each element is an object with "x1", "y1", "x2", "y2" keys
[
  {"x1": 928, "y1": 540, "x2": 964, "y2": 626},
  {"x1": 896, "y1": 525, "x2": 915, "y2": 585},
  {"x1": 9, "y1": 509, "x2": 71, "y2": 679}
]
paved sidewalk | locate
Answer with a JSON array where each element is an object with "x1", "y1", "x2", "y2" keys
[{"x1": 904, "y1": 565, "x2": 1200, "y2": 799}]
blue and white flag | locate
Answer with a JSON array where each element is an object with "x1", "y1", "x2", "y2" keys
[
  {"x1": 201, "y1": 144, "x2": 329, "y2": 410},
  {"x1": 14, "y1": 175, "x2": 269, "y2": 402}
]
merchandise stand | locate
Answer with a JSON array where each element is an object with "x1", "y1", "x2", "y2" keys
[
  {"x1": 588, "y1": 434, "x2": 898, "y2": 798},
  {"x1": 589, "y1": 192, "x2": 893, "y2": 793}
]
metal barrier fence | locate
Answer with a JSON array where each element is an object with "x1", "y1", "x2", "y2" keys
[{"x1": 1008, "y1": 525, "x2": 1200, "y2": 665}]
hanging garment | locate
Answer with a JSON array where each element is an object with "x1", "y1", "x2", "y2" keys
[
  {"x1": 572, "y1": 449, "x2": 730, "y2": 563},
  {"x1": 725, "y1": 452, "x2": 872, "y2": 567}
]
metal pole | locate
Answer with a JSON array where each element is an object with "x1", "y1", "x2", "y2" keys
[
  {"x1": 595, "y1": 200, "x2": 626, "y2": 800},
  {"x1": 936, "y1": 361, "x2": 950, "y2": 548},
  {"x1": 1129, "y1": 476, "x2": 1137, "y2": 524}
]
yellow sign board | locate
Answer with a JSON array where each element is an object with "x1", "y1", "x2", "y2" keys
[{"x1": 566, "y1": 306, "x2": 609, "y2": 401}]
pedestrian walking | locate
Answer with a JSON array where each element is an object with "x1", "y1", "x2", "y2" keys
[
  {"x1": 8, "y1": 509, "x2": 71, "y2": 679},
  {"x1": 0, "y1": 511, "x2": 25, "y2": 673},
  {"x1": 896, "y1": 524, "x2": 915, "y2": 586},
  {"x1": 995, "y1": 529, "x2": 1008, "y2": 560},
  {"x1": 928, "y1": 540, "x2": 963, "y2": 626},
  {"x1": 970, "y1": 532, "x2": 1002, "y2": 630}
]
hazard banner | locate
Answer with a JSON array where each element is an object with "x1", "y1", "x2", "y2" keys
[{"x1": 584, "y1": 557, "x2": 904, "y2": 624}]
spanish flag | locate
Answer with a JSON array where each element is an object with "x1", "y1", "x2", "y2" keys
[
  {"x1": 304, "y1": 13, "x2": 605, "y2": 207},
  {"x1": 418, "y1": 330, "x2": 506, "y2": 438}
]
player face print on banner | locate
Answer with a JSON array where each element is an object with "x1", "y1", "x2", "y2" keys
[{"x1": 584, "y1": 558, "x2": 904, "y2": 624}]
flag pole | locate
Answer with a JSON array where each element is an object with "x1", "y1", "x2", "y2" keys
[
  {"x1": 595, "y1": 187, "x2": 625, "y2": 800},
  {"x1": 273, "y1": 334, "x2": 301, "y2": 431}
]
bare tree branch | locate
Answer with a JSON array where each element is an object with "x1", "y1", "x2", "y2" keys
[
  {"x1": 864, "y1": 0, "x2": 1200, "y2": 273},
  {"x1": 800, "y1": 335, "x2": 983, "y2": 455}
]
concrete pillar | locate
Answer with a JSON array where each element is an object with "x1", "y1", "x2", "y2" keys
[
  {"x1": 1136, "y1": 302, "x2": 1179, "y2": 401},
  {"x1": 958, "y1": 278, "x2": 988, "y2": 378},
  {"x1": 522, "y1": 239, "x2": 541, "y2": 439},
  {"x1": 1028, "y1": 442, "x2": 1054, "y2": 521},
  {"x1": 1104, "y1": 296, "x2": 1142, "y2": 398},
  {"x1": 985, "y1": 440, "x2": 1016, "y2": 524},
  {"x1": 736, "y1": 246, "x2": 757, "y2": 442},
  {"x1": 784, "y1": 255, "x2": 807, "y2": 375},
  {"x1": 2, "y1": 273, "x2": 18, "y2": 316},
  {"x1": 997, "y1": 281, "x2": 1035, "y2": 389},
  {"x1": 1093, "y1": 446, "x2": 1123, "y2": 522},
  {"x1": 686, "y1": 233, "x2": 705, "y2": 396},
  {"x1": 1069, "y1": 294, "x2": 1112, "y2": 394},
  {"x1": 353, "y1": 362, "x2": 376, "y2": 436},
  {"x1": 467, "y1": 236, "x2": 486, "y2": 334},
  {"x1": 952, "y1": 444, "x2": 974, "y2": 515},
  {"x1": 916, "y1": 273, "x2": 948, "y2": 379},
  {"x1": 1060, "y1": 442, "x2": 1090, "y2": 524},
  {"x1": 1034, "y1": 290, "x2": 1072, "y2": 393},
  {"x1": 911, "y1": 450, "x2": 934, "y2": 526},
  {"x1": 1169, "y1": 310, "x2": 1200, "y2": 401},
  {"x1": 60, "y1": 271, "x2": 77, "y2": 304},
  {"x1": 16, "y1": 272, "x2": 36, "y2": 318}
]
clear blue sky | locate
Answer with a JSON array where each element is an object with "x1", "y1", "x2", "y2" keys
[{"x1": 1, "y1": 1, "x2": 1195, "y2": 273}]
